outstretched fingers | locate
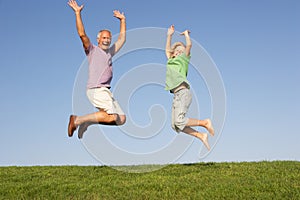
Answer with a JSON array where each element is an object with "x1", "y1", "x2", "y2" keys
[
  {"x1": 113, "y1": 10, "x2": 125, "y2": 20},
  {"x1": 67, "y1": 0, "x2": 84, "y2": 12}
]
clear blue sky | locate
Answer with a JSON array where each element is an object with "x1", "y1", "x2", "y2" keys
[{"x1": 0, "y1": 0, "x2": 299, "y2": 166}]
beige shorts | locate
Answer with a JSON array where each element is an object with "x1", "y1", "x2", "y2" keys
[
  {"x1": 171, "y1": 88, "x2": 192, "y2": 132},
  {"x1": 86, "y1": 87, "x2": 125, "y2": 115}
]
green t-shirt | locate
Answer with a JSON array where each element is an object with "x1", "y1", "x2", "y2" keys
[{"x1": 165, "y1": 54, "x2": 191, "y2": 91}]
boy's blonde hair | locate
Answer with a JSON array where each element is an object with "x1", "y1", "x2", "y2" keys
[{"x1": 170, "y1": 42, "x2": 185, "y2": 54}]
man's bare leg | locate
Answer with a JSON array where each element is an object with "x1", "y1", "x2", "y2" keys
[
  {"x1": 77, "y1": 122, "x2": 92, "y2": 139},
  {"x1": 74, "y1": 110, "x2": 117, "y2": 126},
  {"x1": 186, "y1": 118, "x2": 215, "y2": 136},
  {"x1": 68, "y1": 110, "x2": 124, "y2": 137},
  {"x1": 182, "y1": 126, "x2": 210, "y2": 150},
  {"x1": 77, "y1": 113, "x2": 126, "y2": 139}
]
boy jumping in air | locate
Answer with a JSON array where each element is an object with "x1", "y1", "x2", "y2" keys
[{"x1": 165, "y1": 25, "x2": 214, "y2": 150}]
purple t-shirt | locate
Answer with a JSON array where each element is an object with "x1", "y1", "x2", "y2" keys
[{"x1": 85, "y1": 44, "x2": 116, "y2": 89}]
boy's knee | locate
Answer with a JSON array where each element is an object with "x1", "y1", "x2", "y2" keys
[
  {"x1": 171, "y1": 124, "x2": 177, "y2": 132},
  {"x1": 171, "y1": 121, "x2": 180, "y2": 131},
  {"x1": 173, "y1": 119, "x2": 182, "y2": 127},
  {"x1": 172, "y1": 118, "x2": 186, "y2": 132}
]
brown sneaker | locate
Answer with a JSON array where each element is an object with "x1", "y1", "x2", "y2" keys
[{"x1": 68, "y1": 115, "x2": 77, "y2": 137}]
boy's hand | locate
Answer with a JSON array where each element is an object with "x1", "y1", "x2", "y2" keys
[
  {"x1": 180, "y1": 30, "x2": 191, "y2": 36},
  {"x1": 167, "y1": 25, "x2": 175, "y2": 36}
]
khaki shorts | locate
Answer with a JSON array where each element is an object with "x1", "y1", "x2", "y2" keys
[
  {"x1": 86, "y1": 87, "x2": 125, "y2": 115},
  {"x1": 171, "y1": 88, "x2": 192, "y2": 132}
]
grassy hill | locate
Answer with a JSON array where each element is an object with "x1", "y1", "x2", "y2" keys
[{"x1": 0, "y1": 161, "x2": 299, "y2": 199}]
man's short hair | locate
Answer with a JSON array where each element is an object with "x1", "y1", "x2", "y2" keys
[{"x1": 97, "y1": 29, "x2": 112, "y2": 39}]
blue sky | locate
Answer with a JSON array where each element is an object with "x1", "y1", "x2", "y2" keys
[{"x1": 0, "y1": 0, "x2": 299, "y2": 166}]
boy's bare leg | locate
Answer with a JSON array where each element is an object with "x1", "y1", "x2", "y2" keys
[
  {"x1": 182, "y1": 126, "x2": 210, "y2": 150},
  {"x1": 186, "y1": 118, "x2": 215, "y2": 136}
]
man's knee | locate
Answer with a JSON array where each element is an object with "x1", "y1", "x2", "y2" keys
[{"x1": 116, "y1": 115, "x2": 126, "y2": 125}]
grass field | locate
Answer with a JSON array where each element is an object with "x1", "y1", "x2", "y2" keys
[{"x1": 0, "y1": 161, "x2": 299, "y2": 199}]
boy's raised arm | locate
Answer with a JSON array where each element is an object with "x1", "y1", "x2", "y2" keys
[
  {"x1": 165, "y1": 25, "x2": 175, "y2": 59},
  {"x1": 181, "y1": 30, "x2": 192, "y2": 56}
]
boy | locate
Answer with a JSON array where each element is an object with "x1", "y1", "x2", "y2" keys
[{"x1": 165, "y1": 25, "x2": 214, "y2": 150}]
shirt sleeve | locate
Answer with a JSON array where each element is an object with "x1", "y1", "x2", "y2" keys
[
  {"x1": 182, "y1": 54, "x2": 191, "y2": 61},
  {"x1": 84, "y1": 43, "x2": 94, "y2": 55}
]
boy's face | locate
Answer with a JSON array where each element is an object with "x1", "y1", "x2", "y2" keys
[
  {"x1": 173, "y1": 45, "x2": 185, "y2": 57},
  {"x1": 97, "y1": 31, "x2": 112, "y2": 50}
]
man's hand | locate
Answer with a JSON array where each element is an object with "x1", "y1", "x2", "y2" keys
[
  {"x1": 68, "y1": 0, "x2": 90, "y2": 50},
  {"x1": 167, "y1": 25, "x2": 175, "y2": 36},
  {"x1": 68, "y1": 0, "x2": 84, "y2": 13},
  {"x1": 113, "y1": 10, "x2": 125, "y2": 20},
  {"x1": 112, "y1": 10, "x2": 126, "y2": 54}
]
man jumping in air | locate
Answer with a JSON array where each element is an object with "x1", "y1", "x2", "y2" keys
[{"x1": 67, "y1": 0, "x2": 126, "y2": 139}]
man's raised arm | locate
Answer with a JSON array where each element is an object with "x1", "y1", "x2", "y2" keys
[
  {"x1": 112, "y1": 10, "x2": 126, "y2": 53},
  {"x1": 68, "y1": 0, "x2": 91, "y2": 50}
]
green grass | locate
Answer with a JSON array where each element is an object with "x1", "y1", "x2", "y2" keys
[{"x1": 0, "y1": 161, "x2": 299, "y2": 199}]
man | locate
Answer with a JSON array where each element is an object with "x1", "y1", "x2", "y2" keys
[{"x1": 67, "y1": 0, "x2": 126, "y2": 139}]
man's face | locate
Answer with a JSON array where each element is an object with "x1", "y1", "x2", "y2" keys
[{"x1": 97, "y1": 31, "x2": 112, "y2": 50}]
